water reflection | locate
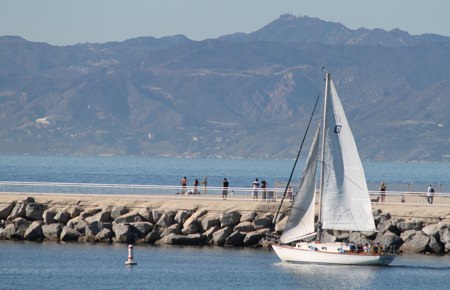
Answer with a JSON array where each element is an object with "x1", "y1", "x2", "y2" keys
[{"x1": 275, "y1": 262, "x2": 378, "y2": 289}]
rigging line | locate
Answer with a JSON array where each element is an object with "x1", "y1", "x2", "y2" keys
[{"x1": 272, "y1": 91, "x2": 322, "y2": 228}]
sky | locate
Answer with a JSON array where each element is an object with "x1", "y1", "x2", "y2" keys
[{"x1": 1, "y1": 0, "x2": 449, "y2": 45}]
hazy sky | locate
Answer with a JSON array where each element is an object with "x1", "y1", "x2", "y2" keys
[{"x1": 1, "y1": 0, "x2": 449, "y2": 45}]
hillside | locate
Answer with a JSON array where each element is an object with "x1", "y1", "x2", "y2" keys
[{"x1": 0, "y1": 14, "x2": 449, "y2": 161}]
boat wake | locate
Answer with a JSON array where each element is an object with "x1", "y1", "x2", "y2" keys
[{"x1": 389, "y1": 264, "x2": 450, "y2": 270}]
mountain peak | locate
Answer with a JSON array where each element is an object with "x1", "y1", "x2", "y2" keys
[{"x1": 220, "y1": 14, "x2": 450, "y2": 47}]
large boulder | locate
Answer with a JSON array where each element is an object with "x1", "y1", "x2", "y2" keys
[
  {"x1": 156, "y1": 213, "x2": 174, "y2": 228},
  {"x1": 234, "y1": 221, "x2": 255, "y2": 233},
  {"x1": 73, "y1": 219, "x2": 89, "y2": 233},
  {"x1": 84, "y1": 222, "x2": 112, "y2": 242},
  {"x1": 240, "y1": 212, "x2": 257, "y2": 223},
  {"x1": 439, "y1": 228, "x2": 450, "y2": 244},
  {"x1": 182, "y1": 220, "x2": 202, "y2": 235},
  {"x1": 243, "y1": 228, "x2": 270, "y2": 246},
  {"x1": 174, "y1": 210, "x2": 193, "y2": 225},
  {"x1": 401, "y1": 229, "x2": 417, "y2": 242},
  {"x1": 212, "y1": 227, "x2": 233, "y2": 246},
  {"x1": 225, "y1": 230, "x2": 246, "y2": 247},
  {"x1": 202, "y1": 226, "x2": 218, "y2": 244},
  {"x1": 156, "y1": 233, "x2": 205, "y2": 246},
  {"x1": 113, "y1": 223, "x2": 138, "y2": 243},
  {"x1": 399, "y1": 232, "x2": 430, "y2": 253},
  {"x1": 220, "y1": 211, "x2": 241, "y2": 228},
  {"x1": 42, "y1": 207, "x2": 59, "y2": 224},
  {"x1": 422, "y1": 224, "x2": 440, "y2": 237},
  {"x1": 80, "y1": 208, "x2": 102, "y2": 219},
  {"x1": 428, "y1": 236, "x2": 444, "y2": 254},
  {"x1": 145, "y1": 230, "x2": 161, "y2": 244},
  {"x1": 85, "y1": 210, "x2": 111, "y2": 224},
  {"x1": 111, "y1": 207, "x2": 129, "y2": 219},
  {"x1": 253, "y1": 217, "x2": 272, "y2": 230},
  {"x1": 137, "y1": 208, "x2": 153, "y2": 222},
  {"x1": 274, "y1": 216, "x2": 288, "y2": 233},
  {"x1": 60, "y1": 226, "x2": 81, "y2": 242},
  {"x1": 24, "y1": 221, "x2": 43, "y2": 241},
  {"x1": 376, "y1": 219, "x2": 398, "y2": 234},
  {"x1": 67, "y1": 206, "x2": 84, "y2": 219},
  {"x1": 0, "y1": 202, "x2": 15, "y2": 219},
  {"x1": 349, "y1": 232, "x2": 370, "y2": 244},
  {"x1": 374, "y1": 231, "x2": 402, "y2": 249},
  {"x1": 11, "y1": 217, "x2": 30, "y2": 239},
  {"x1": 54, "y1": 208, "x2": 71, "y2": 224},
  {"x1": 130, "y1": 222, "x2": 154, "y2": 238},
  {"x1": 2, "y1": 223, "x2": 16, "y2": 239},
  {"x1": 161, "y1": 224, "x2": 182, "y2": 238},
  {"x1": 152, "y1": 210, "x2": 163, "y2": 223},
  {"x1": 397, "y1": 220, "x2": 423, "y2": 232},
  {"x1": 7, "y1": 202, "x2": 27, "y2": 221},
  {"x1": 200, "y1": 213, "x2": 221, "y2": 231},
  {"x1": 83, "y1": 224, "x2": 100, "y2": 242},
  {"x1": 95, "y1": 228, "x2": 114, "y2": 243},
  {"x1": 183, "y1": 210, "x2": 208, "y2": 230},
  {"x1": 42, "y1": 223, "x2": 63, "y2": 240},
  {"x1": 114, "y1": 211, "x2": 144, "y2": 224},
  {"x1": 25, "y1": 203, "x2": 45, "y2": 221}
]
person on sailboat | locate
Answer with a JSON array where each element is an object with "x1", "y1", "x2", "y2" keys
[{"x1": 252, "y1": 178, "x2": 260, "y2": 200}]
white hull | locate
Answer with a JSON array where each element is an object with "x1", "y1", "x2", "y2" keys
[{"x1": 272, "y1": 243, "x2": 395, "y2": 266}]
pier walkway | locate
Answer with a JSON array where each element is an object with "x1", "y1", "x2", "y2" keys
[{"x1": 1, "y1": 181, "x2": 450, "y2": 206}]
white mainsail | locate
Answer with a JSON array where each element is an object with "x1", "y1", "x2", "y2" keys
[
  {"x1": 280, "y1": 124, "x2": 320, "y2": 244},
  {"x1": 320, "y1": 77, "x2": 376, "y2": 232}
]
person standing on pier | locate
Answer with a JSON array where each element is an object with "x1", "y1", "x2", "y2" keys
[
  {"x1": 261, "y1": 180, "x2": 267, "y2": 200},
  {"x1": 194, "y1": 178, "x2": 199, "y2": 194},
  {"x1": 180, "y1": 176, "x2": 188, "y2": 195},
  {"x1": 252, "y1": 178, "x2": 260, "y2": 200},
  {"x1": 222, "y1": 178, "x2": 229, "y2": 200},
  {"x1": 202, "y1": 176, "x2": 208, "y2": 194},
  {"x1": 427, "y1": 184, "x2": 435, "y2": 204},
  {"x1": 380, "y1": 182, "x2": 386, "y2": 203}
]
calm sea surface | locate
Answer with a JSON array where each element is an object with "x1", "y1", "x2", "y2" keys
[
  {"x1": 0, "y1": 155, "x2": 449, "y2": 191},
  {"x1": 1, "y1": 241, "x2": 450, "y2": 290},
  {"x1": 1, "y1": 156, "x2": 450, "y2": 289}
]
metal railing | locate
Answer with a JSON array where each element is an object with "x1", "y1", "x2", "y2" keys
[
  {"x1": 1, "y1": 181, "x2": 449, "y2": 205},
  {"x1": 0, "y1": 181, "x2": 282, "y2": 201}
]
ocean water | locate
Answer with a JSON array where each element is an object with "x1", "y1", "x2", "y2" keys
[
  {"x1": 1, "y1": 241, "x2": 450, "y2": 290},
  {"x1": 0, "y1": 155, "x2": 449, "y2": 191},
  {"x1": 1, "y1": 156, "x2": 450, "y2": 289}
]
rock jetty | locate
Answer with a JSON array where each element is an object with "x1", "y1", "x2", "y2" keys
[{"x1": 1, "y1": 196, "x2": 450, "y2": 254}]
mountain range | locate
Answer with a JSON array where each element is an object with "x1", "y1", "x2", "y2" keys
[{"x1": 0, "y1": 14, "x2": 449, "y2": 161}]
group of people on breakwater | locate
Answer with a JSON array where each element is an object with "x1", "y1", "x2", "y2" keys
[
  {"x1": 378, "y1": 182, "x2": 437, "y2": 204},
  {"x1": 177, "y1": 176, "x2": 271, "y2": 200}
]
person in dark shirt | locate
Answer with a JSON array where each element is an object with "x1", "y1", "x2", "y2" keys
[{"x1": 222, "y1": 178, "x2": 229, "y2": 200}]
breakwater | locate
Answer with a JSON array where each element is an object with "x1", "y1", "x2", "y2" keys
[{"x1": 1, "y1": 194, "x2": 450, "y2": 254}]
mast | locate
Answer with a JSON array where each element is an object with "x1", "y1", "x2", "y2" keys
[{"x1": 318, "y1": 72, "x2": 330, "y2": 225}]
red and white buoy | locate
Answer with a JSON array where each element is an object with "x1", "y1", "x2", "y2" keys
[{"x1": 124, "y1": 244, "x2": 137, "y2": 265}]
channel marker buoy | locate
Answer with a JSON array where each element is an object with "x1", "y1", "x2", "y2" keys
[{"x1": 124, "y1": 244, "x2": 137, "y2": 265}]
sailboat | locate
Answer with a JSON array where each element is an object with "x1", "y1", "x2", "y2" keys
[{"x1": 272, "y1": 73, "x2": 395, "y2": 265}]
